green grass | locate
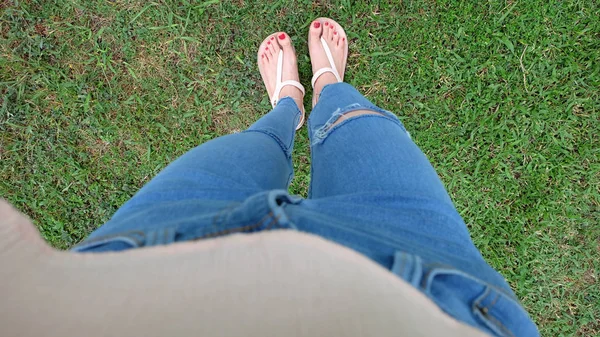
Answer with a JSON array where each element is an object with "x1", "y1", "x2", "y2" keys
[{"x1": 1, "y1": 0, "x2": 598, "y2": 335}]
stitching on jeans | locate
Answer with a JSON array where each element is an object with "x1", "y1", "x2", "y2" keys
[
  {"x1": 271, "y1": 215, "x2": 282, "y2": 229},
  {"x1": 474, "y1": 288, "x2": 515, "y2": 337},
  {"x1": 264, "y1": 215, "x2": 275, "y2": 230},
  {"x1": 488, "y1": 292, "x2": 501, "y2": 308},
  {"x1": 418, "y1": 262, "x2": 519, "y2": 302},
  {"x1": 417, "y1": 265, "x2": 520, "y2": 337},
  {"x1": 196, "y1": 212, "x2": 274, "y2": 240},
  {"x1": 73, "y1": 230, "x2": 146, "y2": 248},
  {"x1": 484, "y1": 293, "x2": 515, "y2": 337},
  {"x1": 397, "y1": 252, "x2": 407, "y2": 279},
  {"x1": 473, "y1": 286, "x2": 490, "y2": 309},
  {"x1": 278, "y1": 98, "x2": 302, "y2": 150},
  {"x1": 212, "y1": 204, "x2": 234, "y2": 226},
  {"x1": 421, "y1": 266, "x2": 434, "y2": 289},
  {"x1": 482, "y1": 311, "x2": 515, "y2": 337}
]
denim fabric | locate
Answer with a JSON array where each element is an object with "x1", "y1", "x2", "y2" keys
[{"x1": 73, "y1": 83, "x2": 539, "y2": 337}]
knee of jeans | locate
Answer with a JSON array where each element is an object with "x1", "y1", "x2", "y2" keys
[{"x1": 310, "y1": 103, "x2": 410, "y2": 145}]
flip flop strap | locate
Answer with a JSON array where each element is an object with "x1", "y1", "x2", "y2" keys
[
  {"x1": 271, "y1": 51, "x2": 305, "y2": 107},
  {"x1": 311, "y1": 37, "x2": 342, "y2": 88}
]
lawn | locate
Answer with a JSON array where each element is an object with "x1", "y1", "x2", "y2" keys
[{"x1": 1, "y1": 0, "x2": 598, "y2": 335}]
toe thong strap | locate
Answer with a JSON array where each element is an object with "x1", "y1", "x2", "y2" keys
[{"x1": 311, "y1": 37, "x2": 342, "y2": 88}]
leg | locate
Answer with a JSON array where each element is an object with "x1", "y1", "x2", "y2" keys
[
  {"x1": 308, "y1": 83, "x2": 452, "y2": 205},
  {"x1": 85, "y1": 97, "x2": 301, "y2": 242},
  {"x1": 297, "y1": 24, "x2": 536, "y2": 333},
  {"x1": 301, "y1": 17, "x2": 522, "y2": 292},
  {"x1": 307, "y1": 20, "x2": 452, "y2": 206},
  {"x1": 115, "y1": 97, "x2": 301, "y2": 213},
  {"x1": 78, "y1": 32, "x2": 306, "y2": 247},
  {"x1": 301, "y1": 18, "x2": 473, "y2": 268},
  {"x1": 299, "y1": 81, "x2": 538, "y2": 337}
]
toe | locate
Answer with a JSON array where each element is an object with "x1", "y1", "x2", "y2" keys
[
  {"x1": 325, "y1": 21, "x2": 334, "y2": 40},
  {"x1": 278, "y1": 33, "x2": 299, "y2": 73},
  {"x1": 310, "y1": 20, "x2": 322, "y2": 40},
  {"x1": 333, "y1": 30, "x2": 340, "y2": 46},
  {"x1": 277, "y1": 32, "x2": 290, "y2": 47},
  {"x1": 271, "y1": 35, "x2": 281, "y2": 54},
  {"x1": 277, "y1": 32, "x2": 295, "y2": 56},
  {"x1": 331, "y1": 28, "x2": 338, "y2": 41}
]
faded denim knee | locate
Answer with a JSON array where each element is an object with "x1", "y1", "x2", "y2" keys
[{"x1": 310, "y1": 102, "x2": 409, "y2": 145}]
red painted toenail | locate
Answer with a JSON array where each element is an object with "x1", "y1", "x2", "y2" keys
[
  {"x1": 325, "y1": 22, "x2": 329, "y2": 26},
  {"x1": 342, "y1": 37, "x2": 346, "y2": 41},
  {"x1": 278, "y1": 33, "x2": 285, "y2": 40},
  {"x1": 313, "y1": 22, "x2": 321, "y2": 28},
  {"x1": 267, "y1": 41, "x2": 271, "y2": 44},
  {"x1": 334, "y1": 31, "x2": 337, "y2": 35},
  {"x1": 265, "y1": 47, "x2": 268, "y2": 50},
  {"x1": 271, "y1": 37, "x2": 274, "y2": 40}
]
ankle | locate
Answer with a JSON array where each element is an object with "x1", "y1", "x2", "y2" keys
[
  {"x1": 313, "y1": 73, "x2": 338, "y2": 95},
  {"x1": 292, "y1": 97, "x2": 305, "y2": 112},
  {"x1": 312, "y1": 73, "x2": 338, "y2": 106},
  {"x1": 279, "y1": 94, "x2": 304, "y2": 113}
]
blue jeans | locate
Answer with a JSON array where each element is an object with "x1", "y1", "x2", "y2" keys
[{"x1": 74, "y1": 83, "x2": 539, "y2": 337}]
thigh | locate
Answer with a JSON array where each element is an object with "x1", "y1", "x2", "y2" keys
[
  {"x1": 284, "y1": 199, "x2": 538, "y2": 337},
  {"x1": 76, "y1": 98, "x2": 302, "y2": 248},
  {"x1": 308, "y1": 83, "x2": 452, "y2": 208},
  {"x1": 111, "y1": 131, "x2": 293, "y2": 217},
  {"x1": 304, "y1": 83, "x2": 486, "y2": 278}
]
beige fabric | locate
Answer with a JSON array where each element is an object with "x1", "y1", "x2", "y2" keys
[{"x1": 0, "y1": 199, "x2": 488, "y2": 337}]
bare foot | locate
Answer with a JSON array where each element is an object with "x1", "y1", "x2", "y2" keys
[
  {"x1": 308, "y1": 19, "x2": 348, "y2": 106},
  {"x1": 258, "y1": 32, "x2": 305, "y2": 115}
]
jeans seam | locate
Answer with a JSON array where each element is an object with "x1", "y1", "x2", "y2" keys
[
  {"x1": 472, "y1": 286, "x2": 516, "y2": 337},
  {"x1": 479, "y1": 292, "x2": 515, "y2": 337},
  {"x1": 286, "y1": 171, "x2": 294, "y2": 188},
  {"x1": 483, "y1": 313, "x2": 515, "y2": 337},
  {"x1": 272, "y1": 96, "x2": 301, "y2": 151},
  {"x1": 279, "y1": 96, "x2": 302, "y2": 133},
  {"x1": 422, "y1": 266, "x2": 519, "y2": 302},
  {"x1": 72, "y1": 230, "x2": 146, "y2": 250},
  {"x1": 308, "y1": 143, "x2": 315, "y2": 198}
]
